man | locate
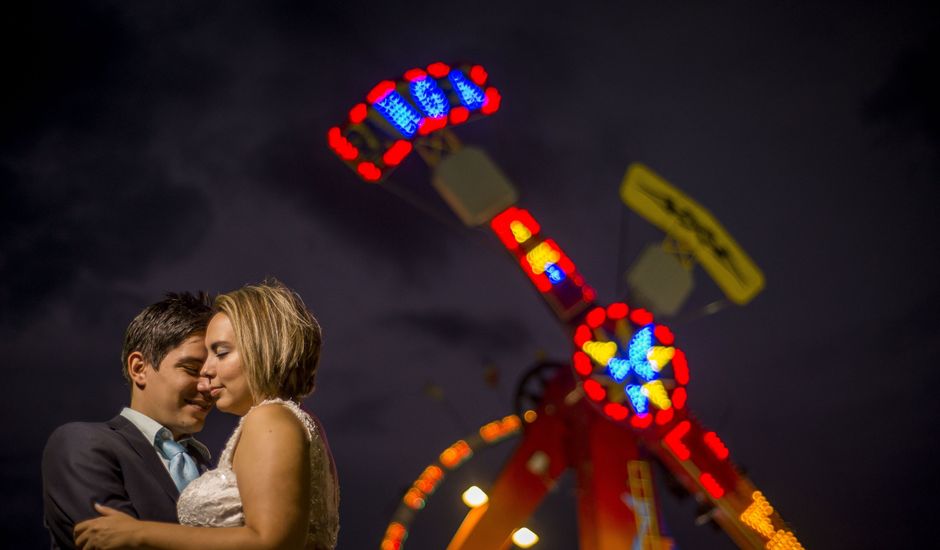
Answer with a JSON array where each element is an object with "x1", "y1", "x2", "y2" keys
[{"x1": 42, "y1": 292, "x2": 215, "y2": 549}]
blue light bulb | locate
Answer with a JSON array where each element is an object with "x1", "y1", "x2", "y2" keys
[
  {"x1": 628, "y1": 325, "x2": 656, "y2": 381},
  {"x1": 545, "y1": 263, "x2": 566, "y2": 284},
  {"x1": 410, "y1": 77, "x2": 450, "y2": 119},
  {"x1": 373, "y1": 91, "x2": 423, "y2": 138},
  {"x1": 448, "y1": 70, "x2": 486, "y2": 111}
]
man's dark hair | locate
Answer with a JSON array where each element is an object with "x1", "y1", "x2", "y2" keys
[{"x1": 120, "y1": 292, "x2": 213, "y2": 383}]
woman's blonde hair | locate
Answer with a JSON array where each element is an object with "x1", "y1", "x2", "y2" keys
[{"x1": 214, "y1": 279, "x2": 322, "y2": 402}]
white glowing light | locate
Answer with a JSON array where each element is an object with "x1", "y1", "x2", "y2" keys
[
  {"x1": 512, "y1": 527, "x2": 539, "y2": 548},
  {"x1": 461, "y1": 486, "x2": 489, "y2": 508}
]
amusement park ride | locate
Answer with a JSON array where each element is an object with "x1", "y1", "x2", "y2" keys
[{"x1": 328, "y1": 62, "x2": 805, "y2": 550}]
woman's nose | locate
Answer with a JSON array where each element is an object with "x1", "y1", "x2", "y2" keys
[{"x1": 200, "y1": 357, "x2": 215, "y2": 378}]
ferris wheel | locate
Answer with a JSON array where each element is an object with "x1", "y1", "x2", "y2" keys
[{"x1": 328, "y1": 61, "x2": 805, "y2": 550}]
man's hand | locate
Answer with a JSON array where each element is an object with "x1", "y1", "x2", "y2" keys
[{"x1": 74, "y1": 503, "x2": 140, "y2": 550}]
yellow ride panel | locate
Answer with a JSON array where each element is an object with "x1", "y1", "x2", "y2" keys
[{"x1": 620, "y1": 163, "x2": 765, "y2": 305}]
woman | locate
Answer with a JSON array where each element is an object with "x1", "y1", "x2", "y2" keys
[{"x1": 75, "y1": 280, "x2": 340, "y2": 549}]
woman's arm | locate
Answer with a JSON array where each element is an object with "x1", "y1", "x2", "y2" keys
[
  {"x1": 230, "y1": 403, "x2": 312, "y2": 549},
  {"x1": 75, "y1": 404, "x2": 311, "y2": 550}
]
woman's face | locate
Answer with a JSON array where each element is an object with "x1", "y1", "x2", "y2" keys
[{"x1": 200, "y1": 313, "x2": 253, "y2": 415}]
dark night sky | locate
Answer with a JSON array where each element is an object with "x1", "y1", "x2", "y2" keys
[{"x1": 2, "y1": 1, "x2": 938, "y2": 548}]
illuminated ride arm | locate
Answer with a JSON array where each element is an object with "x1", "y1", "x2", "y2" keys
[
  {"x1": 482, "y1": 205, "x2": 802, "y2": 550},
  {"x1": 327, "y1": 62, "x2": 500, "y2": 183},
  {"x1": 328, "y1": 61, "x2": 803, "y2": 550}
]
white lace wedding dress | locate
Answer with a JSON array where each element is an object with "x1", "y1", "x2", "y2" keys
[{"x1": 177, "y1": 398, "x2": 339, "y2": 549}]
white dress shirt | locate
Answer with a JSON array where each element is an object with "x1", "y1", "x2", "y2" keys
[{"x1": 120, "y1": 407, "x2": 211, "y2": 472}]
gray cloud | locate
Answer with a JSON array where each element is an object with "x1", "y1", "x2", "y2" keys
[
  {"x1": 0, "y1": 152, "x2": 211, "y2": 325},
  {"x1": 0, "y1": 1, "x2": 234, "y2": 325},
  {"x1": 864, "y1": 32, "x2": 940, "y2": 145},
  {"x1": 379, "y1": 308, "x2": 532, "y2": 353}
]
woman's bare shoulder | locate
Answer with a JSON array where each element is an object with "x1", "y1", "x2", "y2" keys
[{"x1": 241, "y1": 402, "x2": 307, "y2": 442}]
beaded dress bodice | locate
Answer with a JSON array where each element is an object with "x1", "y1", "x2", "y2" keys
[{"x1": 177, "y1": 399, "x2": 339, "y2": 549}]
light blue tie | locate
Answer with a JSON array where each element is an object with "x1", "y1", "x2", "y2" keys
[{"x1": 156, "y1": 428, "x2": 200, "y2": 492}]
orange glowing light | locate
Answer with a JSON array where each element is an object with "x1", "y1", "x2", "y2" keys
[
  {"x1": 740, "y1": 491, "x2": 775, "y2": 538},
  {"x1": 381, "y1": 522, "x2": 407, "y2": 550},
  {"x1": 440, "y1": 440, "x2": 473, "y2": 469},
  {"x1": 412, "y1": 465, "x2": 443, "y2": 496},
  {"x1": 404, "y1": 487, "x2": 426, "y2": 510},
  {"x1": 479, "y1": 415, "x2": 521, "y2": 442},
  {"x1": 766, "y1": 530, "x2": 805, "y2": 550},
  {"x1": 740, "y1": 491, "x2": 806, "y2": 548}
]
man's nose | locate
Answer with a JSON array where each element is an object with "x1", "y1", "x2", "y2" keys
[{"x1": 197, "y1": 376, "x2": 213, "y2": 393}]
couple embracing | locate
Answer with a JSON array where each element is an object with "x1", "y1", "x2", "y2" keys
[{"x1": 42, "y1": 281, "x2": 340, "y2": 549}]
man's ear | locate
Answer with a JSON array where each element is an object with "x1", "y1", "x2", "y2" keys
[{"x1": 127, "y1": 352, "x2": 150, "y2": 389}]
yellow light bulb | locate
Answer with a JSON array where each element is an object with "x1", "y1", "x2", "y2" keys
[
  {"x1": 646, "y1": 346, "x2": 675, "y2": 372},
  {"x1": 583, "y1": 340, "x2": 618, "y2": 365},
  {"x1": 525, "y1": 242, "x2": 561, "y2": 274},
  {"x1": 509, "y1": 220, "x2": 532, "y2": 244},
  {"x1": 642, "y1": 380, "x2": 672, "y2": 409}
]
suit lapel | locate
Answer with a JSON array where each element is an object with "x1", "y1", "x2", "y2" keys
[{"x1": 107, "y1": 415, "x2": 180, "y2": 502}]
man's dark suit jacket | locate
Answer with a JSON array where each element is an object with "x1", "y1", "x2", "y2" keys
[{"x1": 41, "y1": 414, "x2": 210, "y2": 550}]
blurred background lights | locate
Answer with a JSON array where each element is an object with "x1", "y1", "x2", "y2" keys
[
  {"x1": 512, "y1": 527, "x2": 539, "y2": 548},
  {"x1": 461, "y1": 485, "x2": 488, "y2": 508}
]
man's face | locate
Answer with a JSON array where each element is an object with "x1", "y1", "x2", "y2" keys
[{"x1": 132, "y1": 334, "x2": 212, "y2": 438}]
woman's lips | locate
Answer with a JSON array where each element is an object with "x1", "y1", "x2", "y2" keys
[{"x1": 209, "y1": 387, "x2": 223, "y2": 398}]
